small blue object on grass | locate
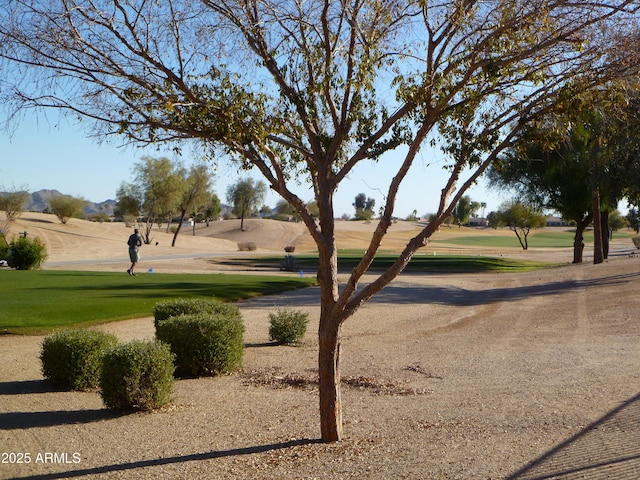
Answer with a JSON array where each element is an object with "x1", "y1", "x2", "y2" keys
[
  {"x1": 299, "y1": 270, "x2": 304, "y2": 278},
  {"x1": 148, "y1": 268, "x2": 153, "y2": 274}
]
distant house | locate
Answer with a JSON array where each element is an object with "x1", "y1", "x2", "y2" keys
[
  {"x1": 545, "y1": 216, "x2": 569, "y2": 227},
  {"x1": 467, "y1": 217, "x2": 488, "y2": 227}
]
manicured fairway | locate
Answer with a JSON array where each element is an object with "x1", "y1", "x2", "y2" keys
[
  {"x1": 429, "y1": 229, "x2": 633, "y2": 248},
  {"x1": 0, "y1": 270, "x2": 315, "y2": 334},
  {"x1": 212, "y1": 252, "x2": 555, "y2": 273}
]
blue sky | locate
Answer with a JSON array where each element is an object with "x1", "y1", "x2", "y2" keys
[{"x1": 0, "y1": 112, "x2": 508, "y2": 218}]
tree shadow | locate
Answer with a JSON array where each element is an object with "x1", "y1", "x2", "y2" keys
[
  {"x1": 231, "y1": 271, "x2": 640, "y2": 311},
  {"x1": 508, "y1": 392, "x2": 640, "y2": 479},
  {"x1": 244, "y1": 341, "x2": 278, "y2": 348},
  {"x1": 364, "y1": 271, "x2": 640, "y2": 307},
  {"x1": 0, "y1": 379, "x2": 50, "y2": 395},
  {"x1": 11, "y1": 438, "x2": 322, "y2": 479},
  {"x1": 0, "y1": 409, "x2": 119, "y2": 430}
]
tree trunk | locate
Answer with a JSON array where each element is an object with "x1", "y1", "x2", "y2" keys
[
  {"x1": 318, "y1": 316, "x2": 343, "y2": 442},
  {"x1": 171, "y1": 210, "x2": 186, "y2": 247},
  {"x1": 511, "y1": 226, "x2": 526, "y2": 250},
  {"x1": 592, "y1": 188, "x2": 604, "y2": 264},
  {"x1": 522, "y1": 227, "x2": 530, "y2": 250},
  {"x1": 600, "y1": 210, "x2": 609, "y2": 259},
  {"x1": 572, "y1": 217, "x2": 589, "y2": 264}
]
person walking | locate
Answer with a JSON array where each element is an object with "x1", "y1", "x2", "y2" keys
[{"x1": 127, "y1": 228, "x2": 142, "y2": 276}]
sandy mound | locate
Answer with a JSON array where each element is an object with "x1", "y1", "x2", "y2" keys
[{"x1": 6, "y1": 212, "x2": 596, "y2": 267}]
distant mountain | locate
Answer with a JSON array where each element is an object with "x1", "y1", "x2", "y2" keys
[{"x1": 19, "y1": 189, "x2": 115, "y2": 216}]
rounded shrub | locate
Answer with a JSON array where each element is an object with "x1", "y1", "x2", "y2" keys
[
  {"x1": 632, "y1": 235, "x2": 640, "y2": 249},
  {"x1": 40, "y1": 329, "x2": 119, "y2": 390},
  {"x1": 100, "y1": 340, "x2": 175, "y2": 411},
  {"x1": 155, "y1": 313, "x2": 245, "y2": 378},
  {"x1": 7, "y1": 236, "x2": 48, "y2": 270},
  {"x1": 153, "y1": 297, "x2": 241, "y2": 328},
  {"x1": 268, "y1": 308, "x2": 310, "y2": 345}
]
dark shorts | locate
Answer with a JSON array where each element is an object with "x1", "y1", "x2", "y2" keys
[{"x1": 129, "y1": 248, "x2": 140, "y2": 263}]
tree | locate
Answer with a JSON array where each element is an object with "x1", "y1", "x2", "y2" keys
[
  {"x1": 117, "y1": 157, "x2": 184, "y2": 244},
  {"x1": 0, "y1": 188, "x2": 29, "y2": 242},
  {"x1": 0, "y1": 0, "x2": 637, "y2": 442},
  {"x1": 488, "y1": 87, "x2": 640, "y2": 263},
  {"x1": 0, "y1": 188, "x2": 29, "y2": 221},
  {"x1": 488, "y1": 127, "x2": 594, "y2": 263},
  {"x1": 492, "y1": 201, "x2": 547, "y2": 250},
  {"x1": 453, "y1": 196, "x2": 480, "y2": 227},
  {"x1": 608, "y1": 209, "x2": 627, "y2": 239},
  {"x1": 406, "y1": 209, "x2": 418, "y2": 222},
  {"x1": 275, "y1": 198, "x2": 300, "y2": 221},
  {"x1": 114, "y1": 183, "x2": 142, "y2": 225},
  {"x1": 226, "y1": 179, "x2": 267, "y2": 230},
  {"x1": 626, "y1": 208, "x2": 640, "y2": 233},
  {"x1": 171, "y1": 163, "x2": 214, "y2": 246},
  {"x1": 353, "y1": 193, "x2": 376, "y2": 221},
  {"x1": 48, "y1": 195, "x2": 88, "y2": 224},
  {"x1": 204, "y1": 194, "x2": 222, "y2": 226}
]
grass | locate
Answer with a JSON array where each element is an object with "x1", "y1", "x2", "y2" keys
[
  {"x1": 212, "y1": 252, "x2": 554, "y2": 273},
  {"x1": 0, "y1": 270, "x2": 315, "y2": 335},
  {"x1": 1, "y1": 256, "x2": 551, "y2": 335},
  {"x1": 429, "y1": 229, "x2": 634, "y2": 248}
]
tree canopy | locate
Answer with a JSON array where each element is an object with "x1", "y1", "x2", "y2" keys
[
  {"x1": 488, "y1": 86, "x2": 640, "y2": 262},
  {"x1": 453, "y1": 196, "x2": 480, "y2": 227},
  {"x1": 353, "y1": 193, "x2": 376, "y2": 221},
  {"x1": 0, "y1": 189, "x2": 29, "y2": 221},
  {"x1": 116, "y1": 156, "x2": 184, "y2": 243},
  {"x1": 48, "y1": 195, "x2": 88, "y2": 224},
  {"x1": 490, "y1": 200, "x2": 547, "y2": 250},
  {"x1": 226, "y1": 178, "x2": 267, "y2": 230},
  {"x1": 171, "y1": 163, "x2": 214, "y2": 246},
  {"x1": 1, "y1": 0, "x2": 639, "y2": 442}
]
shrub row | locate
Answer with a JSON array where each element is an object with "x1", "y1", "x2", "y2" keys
[
  {"x1": 100, "y1": 341, "x2": 174, "y2": 411},
  {"x1": 40, "y1": 298, "x2": 310, "y2": 412},
  {"x1": 153, "y1": 297, "x2": 241, "y2": 327},
  {"x1": 154, "y1": 297, "x2": 245, "y2": 377},
  {"x1": 40, "y1": 329, "x2": 174, "y2": 412},
  {"x1": 155, "y1": 312, "x2": 244, "y2": 378},
  {"x1": 40, "y1": 329, "x2": 118, "y2": 390}
]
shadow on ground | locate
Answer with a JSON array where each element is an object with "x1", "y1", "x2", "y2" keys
[
  {"x1": 10, "y1": 439, "x2": 321, "y2": 479},
  {"x1": 237, "y1": 271, "x2": 640, "y2": 310},
  {"x1": 508, "y1": 392, "x2": 640, "y2": 479}
]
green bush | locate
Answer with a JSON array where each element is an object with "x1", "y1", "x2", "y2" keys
[
  {"x1": 0, "y1": 241, "x2": 9, "y2": 261},
  {"x1": 7, "y1": 236, "x2": 48, "y2": 270},
  {"x1": 633, "y1": 236, "x2": 640, "y2": 249},
  {"x1": 40, "y1": 329, "x2": 118, "y2": 390},
  {"x1": 100, "y1": 340, "x2": 175, "y2": 411},
  {"x1": 153, "y1": 297, "x2": 241, "y2": 328},
  {"x1": 155, "y1": 313, "x2": 245, "y2": 378},
  {"x1": 268, "y1": 308, "x2": 310, "y2": 345}
]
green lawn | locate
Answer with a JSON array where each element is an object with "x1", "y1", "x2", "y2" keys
[
  {"x1": 0, "y1": 248, "x2": 559, "y2": 334},
  {"x1": 0, "y1": 270, "x2": 315, "y2": 334},
  {"x1": 212, "y1": 252, "x2": 554, "y2": 273},
  {"x1": 430, "y1": 229, "x2": 634, "y2": 248}
]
